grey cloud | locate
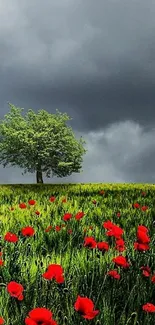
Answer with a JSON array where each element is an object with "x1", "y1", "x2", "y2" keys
[{"x1": 0, "y1": 0, "x2": 155, "y2": 183}]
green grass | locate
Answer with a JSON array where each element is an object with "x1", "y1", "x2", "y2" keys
[{"x1": 0, "y1": 183, "x2": 155, "y2": 325}]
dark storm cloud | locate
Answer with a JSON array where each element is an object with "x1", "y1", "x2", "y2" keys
[{"x1": 0, "y1": 0, "x2": 155, "y2": 183}]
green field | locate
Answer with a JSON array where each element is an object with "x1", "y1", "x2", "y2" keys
[{"x1": 1, "y1": 183, "x2": 155, "y2": 325}]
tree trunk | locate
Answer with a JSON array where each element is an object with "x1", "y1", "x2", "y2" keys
[{"x1": 36, "y1": 170, "x2": 44, "y2": 183}]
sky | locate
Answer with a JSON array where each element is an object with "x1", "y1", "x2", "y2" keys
[{"x1": 0, "y1": 0, "x2": 155, "y2": 184}]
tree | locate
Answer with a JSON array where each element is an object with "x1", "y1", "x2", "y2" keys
[{"x1": 0, "y1": 103, "x2": 87, "y2": 183}]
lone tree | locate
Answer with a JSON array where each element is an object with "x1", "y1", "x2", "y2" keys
[{"x1": 0, "y1": 103, "x2": 87, "y2": 183}]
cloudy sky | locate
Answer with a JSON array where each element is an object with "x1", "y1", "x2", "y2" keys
[{"x1": 0, "y1": 0, "x2": 155, "y2": 184}]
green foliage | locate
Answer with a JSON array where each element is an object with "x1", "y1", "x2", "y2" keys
[{"x1": 0, "y1": 103, "x2": 87, "y2": 179}]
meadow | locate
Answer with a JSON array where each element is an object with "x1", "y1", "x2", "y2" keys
[{"x1": 0, "y1": 183, "x2": 155, "y2": 325}]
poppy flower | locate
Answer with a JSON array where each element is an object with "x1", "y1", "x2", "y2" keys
[
  {"x1": 107, "y1": 270, "x2": 120, "y2": 279},
  {"x1": 106, "y1": 225, "x2": 123, "y2": 239},
  {"x1": 55, "y1": 226, "x2": 61, "y2": 232},
  {"x1": 74, "y1": 295, "x2": 99, "y2": 319},
  {"x1": 7, "y1": 281, "x2": 24, "y2": 301},
  {"x1": 137, "y1": 225, "x2": 149, "y2": 233},
  {"x1": 97, "y1": 242, "x2": 109, "y2": 251},
  {"x1": 21, "y1": 226, "x2": 35, "y2": 237},
  {"x1": 140, "y1": 266, "x2": 151, "y2": 277},
  {"x1": 0, "y1": 317, "x2": 4, "y2": 325},
  {"x1": 62, "y1": 213, "x2": 72, "y2": 221},
  {"x1": 142, "y1": 303, "x2": 155, "y2": 313},
  {"x1": 136, "y1": 231, "x2": 150, "y2": 244},
  {"x1": 84, "y1": 237, "x2": 97, "y2": 249},
  {"x1": 19, "y1": 203, "x2": 27, "y2": 209},
  {"x1": 45, "y1": 226, "x2": 52, "y2": 232},
  {"x1": 28, "y1": 200, "x2": 36, "y2": 206},
  {"x1": 4, "y1": 232, "x2": 18, "y2": 243},
  {"x1": 75, "y1": 212, "x2": 85, "y2": 220},
  {"x1": 49, "y1": 196, "x2": 56, "y2": 202},
  {"x1": 42, "y1": 264, "x2": 65, "y2": 283},
  {"x1": 112, "y1": 256, "x2": 130, "y2": 268},
  {"x1": 134, "y1": 242, "x2": 150, "y2": 251},
  {"x1": 25, "y1": 307, "x2": 58, "y2": 325}
]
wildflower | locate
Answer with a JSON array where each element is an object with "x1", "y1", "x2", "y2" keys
[
  {"x1": 4, "y1": 232, "x2": 18, "y2": 243},
  {"x1": 97, "y1": 241, "x2": 109, "y2": 252},
  {"x1": 49, "y1": 196, "x2": 56, "y2": 202},
  {"x1": 84, "y1": 237, "x2": 97, "y2": 249},
  {"x1": 0, "y1": 317, "x2": 4, "y2": 325},
  {"x1": 25, "y1": 307, "x2": 58, "y2": 325},
  {"x1": 28, "y1": 200, "x2": 36, "y2": 206},
  {"x1": 45, "y1": 226, "x2": 52, "y2": 232},
  {"x1": 7, "y1": 281, "x2": 24, "y2": 301},
  {"x1": 107, "y1": 270, "x2": 120, "y2": 279},
  {"x1": 19, "y1": 203, "x2": 27, "y2": 209},
  {"x1": 142, "y1": 303, "x2": 155, "y2": 313},
  {"x1": 112, "y1": 256, "x2": 130, "y2": 268},
  {"x1": 75, "y1": 212, "x2": 85, "y2": 220},
  {"x1": 62, "y1": 213, "x2": 72, "y2": 221},
  {"x1": 140, "y1": 266, "x2": 151, "y2": 277},
  {"x1": 74, "y1": 295, "x2": 99, "y2": 319},
  {"x1": 42, "y1": 264, "x2": 65, "y2": 283},
  {"x1": 21, "y1": 226, "x2": 35, "y2": 237}
]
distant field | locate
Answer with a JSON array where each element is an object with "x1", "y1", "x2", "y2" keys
[{"x1": 0, "y1": 183, "x2": 155, "y2": 325}]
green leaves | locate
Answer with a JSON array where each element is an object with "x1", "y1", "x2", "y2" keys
[{"x1": 0, "y1": 103, "x2": 87, "y2": 182}]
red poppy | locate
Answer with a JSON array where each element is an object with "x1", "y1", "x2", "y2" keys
[
  {"x1": 137, "y1": 225, "x2": 149, "y2": 233},
  {"x1": 7, "y1": 281, "x2": 24, "y2": 301},
  {"x1": 107, "y1": 270, "x2": 120, "y2": 279},
  {"x1": 74, "y1": 295, "x2": 99, "y2": 319},
  {"x1": 142, "y1": 303, "x2": 155, "y2": 313},
  {"x1": 84, "y1": 237, "x2": 97, "y2": 249},
  {"x1": 103, "y1": 220, "x2": 114, "y2": 230},
  {"x1": 25, "y1": 307, "x2": 58, "y2": 325},
  {"x1": 0, "y1": 317, "x2": 4, "y2": 325},
  {"x1": 0, "y1": 259, "x2": 4, "y2": 266},
  {"x1": 42, "y1": 264, "x2": 64, "y2": 283},
  {"x1": 75, "y1": 212, "x2": 85, "y2": 220},
  {"x1": 97, "y1": 242, "x2": 109, "y2": 251},
  {"x1": 55, "y1": 226, "x2": 61, "y2": 232},
  {"x1": 141, "y1": 206, "x2": 148, "y2": 211},
  {"x1": 49, "y1": 196, "x2": 56, "y2": 202},
  {"x1": 4, "y1": 232, "x2": 18, "y2": 243},
  {"x1": 21, "y1": 226, "x2": 35, "y2": 237},
  {"x1": 140, "y1": 266, "x2": 151, "y2": 277},
  {"x1": 106, "y1": 225, "x2": 123, "y2": 239},
  {"x1": 28, "y1": 200, "x2": 36, "y2": 206},
  {"x1": 137, "y1": 231, "x2": 150, "y2": 244},
  {"x1": 134, "y1": 242, "x2": 150, "y2": 251},
  {"x1": 115, "y1": 238, "x2": 126, "y2": 252},
  {"x1": 133, "y1": 203, "x2": 140, "y2": 209},
  {"x1": 62, "y1": 213, "x2": 72, "y2": 221},
  {"x1": 45, "y1": 226, "x2": 52, "y2": 232},
  {"x1": 19, "y1": 203, "x2": 27, "y2": 209},
  {"x1": 112, "y1": 256, "x2": 130, "y2": 268}
]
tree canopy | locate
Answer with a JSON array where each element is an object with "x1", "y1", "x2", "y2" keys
[{"x1": 0, "y1": 103, "x2": 87, "y2": 183}]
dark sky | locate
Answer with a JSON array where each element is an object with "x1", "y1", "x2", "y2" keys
[{"x1": 0, "y1": 0, "x2": 155, "y2": 184}]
